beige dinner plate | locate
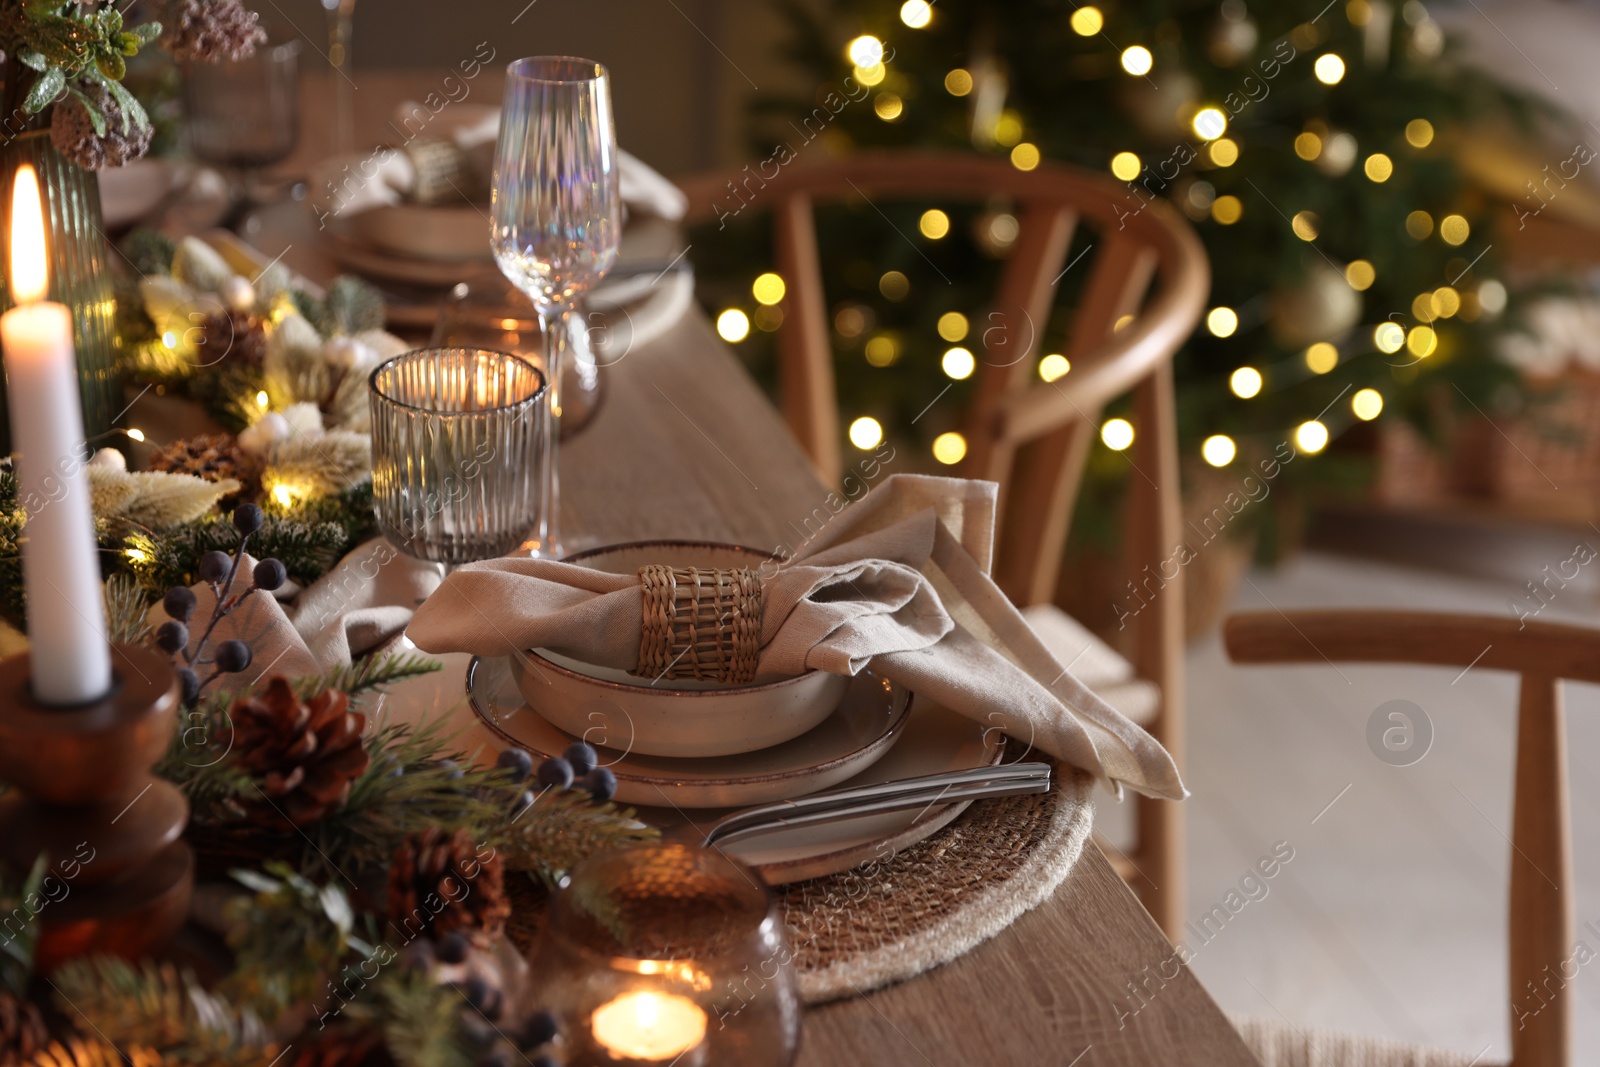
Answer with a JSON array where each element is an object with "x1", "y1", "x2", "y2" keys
[{"x1": 468, "y1": 656, "x2": 911, "y2": 808}]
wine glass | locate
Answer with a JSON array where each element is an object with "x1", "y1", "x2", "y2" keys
[
  {"x1": 492, "y1": 56, "x2": 622, "y2": 559},
  {"x1": 322, "y1": 0, "x2": 359, "y2": 152},
  {"x1": 182, "y1": 39, "x2": 301, "y2": 217}
]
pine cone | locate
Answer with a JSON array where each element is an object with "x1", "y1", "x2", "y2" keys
[
  {"x1": 229, "y1": 678, "x2": 370, "y2": 827},
  {"x1": 161, "y1": 0, "x2": 268, "y2": 62},
  {"x1": 148, "y1": 434, "x2": 262, "y2": 506},
  {"x1": 49, "y1": 82, "x2": 153, "y2": 171},
  {"x1": 0, "y1": 991, "x2": 47, "y2": 1065},
  {"x1": 197, "y1": 311, "x2": 268, "y2": 370},
  {"x1": 387, "y1": 828, "x2": 509, "y2": 943}
]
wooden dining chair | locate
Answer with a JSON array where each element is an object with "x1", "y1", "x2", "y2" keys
[
  {"x1": 679, "y1": 151, "x2": 1210, "y2": 936},
  {"x1": 1224, "y1": 610, "x2": 1586, "y2": 1067}
]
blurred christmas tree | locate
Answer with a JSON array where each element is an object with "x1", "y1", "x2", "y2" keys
[{"x1": 689, "y1": 0, "x2": 1558, "y2": 556}]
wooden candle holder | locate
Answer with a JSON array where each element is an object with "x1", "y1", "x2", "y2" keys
[{"x1": 0, "y1": 643, "x2": 192, "y2": 972}]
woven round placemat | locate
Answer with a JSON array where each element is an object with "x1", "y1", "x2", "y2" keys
[
  {"x1": 781, "y1": 765, "x2": 1094, "y2": 1003},
  {"x1": 504, "y1": 766, "x2": 1095, "y2": 1004}
]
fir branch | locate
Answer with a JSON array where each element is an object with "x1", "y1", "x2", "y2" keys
[
  {"x1": 49, "y1": 958, "x2": 279, "y2": 1066},
  {"x1": 487, "y1": 786, "x2": 657, "y2": 887},
  {"x1": 344, "y1": 966, "x2": 473, "y2": 1067},
  {"x1": 0, "y1": 856, "x2": 48, "y2": 997},
  {"x1": 102, "y1": 571, "x2": 152, "y2": 644},
  {"x1": 309, "y1": 650, "x2": 444, "y2": 706},
  {"x1": 156, "y1": 689, "x2": 253, "y2": 823},
  {"x1": 221, "y1": 862, "x2": 370, "y2": 1020}
]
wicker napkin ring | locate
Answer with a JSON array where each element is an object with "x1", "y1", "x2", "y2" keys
[{"x1": 636, "y1": 565, "x2": 765, "y2": 684}]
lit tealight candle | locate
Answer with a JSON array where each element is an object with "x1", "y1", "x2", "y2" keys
[
  {"x1": 592, "y1": 990, "x2": 708, "y2": 1063},
  {"x1": 1, "y1": 165, "x2": 113, "y2": 705}
]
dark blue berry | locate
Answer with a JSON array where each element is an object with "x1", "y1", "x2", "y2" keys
[
  {"x1": 482, "y1": 1045, "x2": 516, "y2": 1067},
  {"x1": 435, "y1": 758, "x2": 464, "y2": 780},
  {"x1": 536, "y1": 757, "x2": 573, "y2": 790},
  {"x1": 399, "y1": 939, "x2": 434, "y2": 972},
  {"x1": 214, "y1": 639, "x2": 252, "y2": 673},
  {"x1": 510, "y1": 790, "x2": 535, "y2": 819},
  {"x1": 177, "y1": 667, "x2": 200, "y2": 705},
  {"x1": 232, "y1": 503, "x2": 264, "y2": 536},
  {"x1": 495, "y1": 747, "x2": 534, "y2": 781},
  {"x1": 463, "y1": 975, "x2": 501, "y2": 1017},
  {"x1": 582, "y1": 767, "x2": 617, "y2": 803},
  {"x1": 521, "y1": 1008, "x2": 558, "y2": 1047},
  {"x1": 163, "y1": 586, "x2": 197, "y2": 624},
  {"x1": 435, "y1": 930, "x2": 470, "y2": 964},
  {"x1": 563, "y1": 741, "x2": 598, "y2": 775},
  {"x1": 459, "y1": 1014, "x2": 497, "y2": 1047},
  {"x1": 528, "y1": 1055, "x2": 559, "y2": 1067},
  {"x1": 197, "y1": 550, "x2": 230, "y2": 584},
  {"x1": 155, "y1": 620, "x2": 188, "y2": 653},
  {"x1": 252, "y1": 558, "x2": 287, "y2": 592}
]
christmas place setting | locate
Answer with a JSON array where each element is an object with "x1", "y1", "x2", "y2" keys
[{"x1": 0, "y1": 1, "x2": 1598, "y2": 1065}]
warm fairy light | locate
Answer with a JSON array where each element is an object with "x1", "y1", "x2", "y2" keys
[
  {"x1": 932, "y1": 431, "x2": 967, "y2": 464},
  {"x1": 1294, "y1": 131, "x2": 1322, "y2": 160},
  {"x1": 1101, "y1": 417, "x2": 1135, "y2": 451},
  {"x1": 1295, "y1": 420, "x2": 1330, "y2": 453},
  {"x1": 1121, "y1": 45, "x2": 1153, "y2": 76},
  {"x1": 864, "y1": 335, "x2": 898, "y2": 367},
  {"x1": 900, "y1": 0, "x2": 932, "y2": 28},
  {"x1": 855, "y1": 62, "x2": 886, "y2": 86},
  {"x1": 1010, "y1": 142, "x2": 1041, "y2": 171},
  {"x1": 1406, "y1": 118, "x2": 1434, "y2": 148},
  {"x1": 1352, "y1": 388, "x2": 1384, "y2": 420},
  {"x1": 875, "y1": 93, "x2": 904, "y2": 121},
  {"x1": 9, "y1": 165, "x2": 47, "y2": 304},
  {"x1": 847, "y1": 35, "x2": 884, "y2": 68},
  {"x1": 1038, "y1": 354, "x2": 1070, "y2": 381},
  {"x1": 1345, "y1": 260, "x2": 1376, "y2": 290},
  {"x1": 879, "y1": 271, "x2": 909, "y2": 300},
  {"x1": 945, "y1": 68, "x2": 973, "y2": 96},
  {"x1": 127, "y1": 427, "x2": 146, "y2": 442},
  {"x1": 752, "y1": 272, "x2": 786, "y2": 305},
  {"x1": 592, "y1": 991, "x2": 707, "y2": 1063},
  {"x1": 848, "y1": 416, "x2": 884, "y2": 449},
  {"x1": 993, "y1": 111, "x2": 1023, "y2": 146},
  {"x1": 1314, "y1": 53, "x2": 1346, "y2": 84},
  {"x1": 1114, "y1": 314, "x2": 1133, "y2": 332},
  {"x1": 1292, "y1": 211, "x2": 1320, "y2": 241},
  {"x1": 1193, "y1": 107, "x2": 1228, "y2": 141},
  {"x1": 126, "y1": 547, "x2": 150, "y2": 563},
  {"x1": 1405, "y1": 210, "x2": 1434, "y2": 239},
  {"x1": 1202, "y1": 434, "x2": 1237, "y2": 467},
  {"x1": 272, "y1": 483, "x2": 295, "y2": 506},
  {"x1": 1479, "y1": 279, "x2": 1507, "y2": 315},
  {"x1": 919, "y1": 209, "x2": 950, "y2": 239},
  {"x1": 1070, "y1": 6, "x2": 1103, "y2": 35},
  {"x1": 941, "y1": 346, "x2": 976, "y2": 380},
  {"x1": 1305, "y1": 342, "x2": 1338, "y2": 374},
  {"x1": 1364, "y1": 153, "x2": 1393, "y2": 182},
  {"x1": 1211, "y1": 195, "x2": 1242, "y2": 224},
  {"x1": 1432, "y1": 287, "x2": 1461, "y2": 318},
  {"x1": 1407, "y1": 325, "x2": 1437, "y2": 357},
  {"x1": 1208, "y1": 138, "x2": 1239, "y2": 166},
  {"x1": 1374, "y1": 322, "x2": 1406, "y2": 353},
  {"x1": 1439, "y1": 214, "x2": 1470, "y2": 245},
  {"x1": 1230, "y1": 366, "x2": 1263, "y2": 398},
  {"x1": 256, "y1": 390, "x2": 270, "y2": 409},
  {"x1": 1206, "y1": 307, "x2": 1239, "y2": 338},
  {"x1": 1110, "y1": 151, "x2": 1142, "y2": 181},
  {"x1": 1411, "y1": 293, "x2": 1436, "y2": 323},
  {"x1": 716, "y1": 309, "x2": 750, "y2": 342},
  {"x1": 937, "y1": 311, "x2": 968, "y2": 341}
]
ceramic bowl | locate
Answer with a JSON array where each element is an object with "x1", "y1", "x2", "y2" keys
[{"x1": 510, "y1": 541, "x2": 849, "y2": 758}]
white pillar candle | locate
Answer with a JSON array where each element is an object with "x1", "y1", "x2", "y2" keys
[{"x1": 1, "y1": 165, "x2": 112, "y2": 705}]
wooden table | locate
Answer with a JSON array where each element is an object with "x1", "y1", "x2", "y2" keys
[
  {"x1": 558, "y1": 310, "x2": 1260, "y2": 1066},
  {"x1": 248, "y1": 68, "x2": 1262, "y2": 1065}
]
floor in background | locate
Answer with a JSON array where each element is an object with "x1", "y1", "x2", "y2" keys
[{"x1": 1102, "y1": 547, "x2": 1600, "y2": 1062}]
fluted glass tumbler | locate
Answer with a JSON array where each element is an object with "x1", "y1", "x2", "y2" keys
[
  {"x1": 531, "y1": 843, "x2": 801, "y2": 1067},
  {"x1": 492, "y1": 56, "x2": 622, "y2": 558},
  {"x1": 368, "y1": 348, "x2": 547, "y2": 566}
]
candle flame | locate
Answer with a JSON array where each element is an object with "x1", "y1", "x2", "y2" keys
[{"x1": 10, "y1": 166, "x2": 47, "y2": 304}]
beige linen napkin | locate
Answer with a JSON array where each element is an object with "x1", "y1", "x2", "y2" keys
[{"x1": 407, "y1": 475, "x2": 1185, "y2": 800}]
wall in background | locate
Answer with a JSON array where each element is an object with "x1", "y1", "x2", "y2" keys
[{"x1": 258, "y1": 0, "x2": 798, "y2": 175}]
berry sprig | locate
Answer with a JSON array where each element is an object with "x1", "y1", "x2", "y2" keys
[
  {"x1": 496, "y1": 742, "x2": 618, "y2": 809},
  {"x1": 153, "y1": 503, "x2": 288, "y2": 704}
]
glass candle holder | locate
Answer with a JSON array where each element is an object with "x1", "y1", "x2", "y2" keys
[
  {"x1": 532, "y1": 843, "x2": 801, "y2": 1067},
  {"x1": 368, "y1": 347, "x2": 548, "y2": 566}
]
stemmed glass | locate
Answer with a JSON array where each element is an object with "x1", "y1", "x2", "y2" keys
[
  {"x1": 492, "y1": 56, "x2": 622, "y2": 559},
  {"x1": 321, "y1": 0, "x2": 359, "y2": 151},
  {"x1": 182, "y1": 39, "x2": 301, "y2": 218}
]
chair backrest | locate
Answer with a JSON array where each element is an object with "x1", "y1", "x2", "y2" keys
[
  {"x1": 678, "y1": 151, "x2": 1209, "y2": 609},
  {"x1": 1225, "y1": 609, "x2": 1589, "y2": 1067}
]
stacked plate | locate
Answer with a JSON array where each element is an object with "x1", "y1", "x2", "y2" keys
[{"x1": 465, "y1": 541, "x2": 1004, "y2": 883}]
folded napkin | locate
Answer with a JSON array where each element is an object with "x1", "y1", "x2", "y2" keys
[
  {"x1": 311, "y1": 102, "x2": 688, "y2": 224},
  {"x1": 407, "y1": 475, "x2": 1185, "y2": 800}
]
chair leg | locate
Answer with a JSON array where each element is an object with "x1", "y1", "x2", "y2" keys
[{"x1": 1134, "y1": 785, "x2": 1185, "y2": 939}]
